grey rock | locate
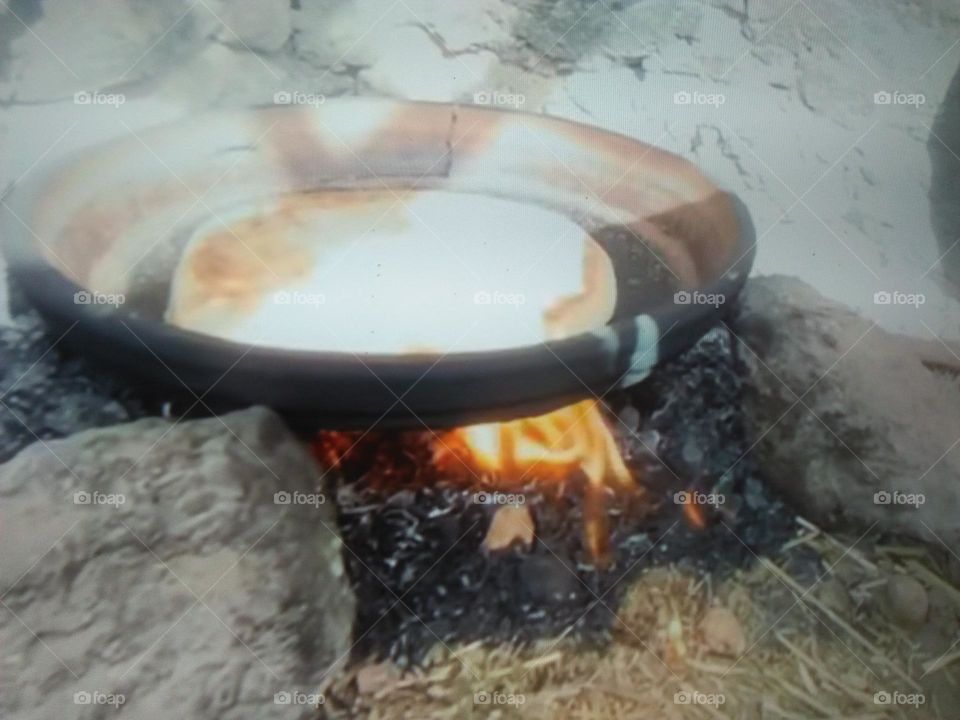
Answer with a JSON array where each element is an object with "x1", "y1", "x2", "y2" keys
[
  {"x1": 290, "y1": 0, "x2": 379, "y2": 70},
  {"x1": 917, "y1": 586, "x2": 960, "y2": 656},
  {"x1": 0, "y1": 0, "x2": 215, "y2": 102},
  {"x1": 0, "y1": 407, "x2": 354, "y2": 720},
  {"x1": 734, "y1": 275, "x2": 960, "y2": 547},
  {"x1": 815, "y1": 577, "x2": 854, "y2": 617},
  {"x1": 510, "y1": 0, "x2": 612, "y2": 68},
  {"x1": 929, "y1": 60, "x2": 960, "y2": 300},
  {"x1": 0, "y1": 121, "x2": 10, "y2": 327},
  {"x1": 213, "y1": 0, "x2": 292, "y2": 54},
  {"x1": 0, "y1": 252, "x2": 10, "y2": 327},
  {"x1": 884, "y1": 574, "x2": 929, "y2": 627},
  {"x1": 617, "y1": 405, "x2": 641, "y2": 431}
]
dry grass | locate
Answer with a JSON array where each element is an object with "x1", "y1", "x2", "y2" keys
[{"x1": 321, "y1": 518, "x2": 960, "y2": 719}]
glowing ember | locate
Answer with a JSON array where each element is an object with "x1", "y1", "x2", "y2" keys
[
  {"x1": 681, "y1": 495, "x2": 708, "y2": 531},
  {"x1": 436, "y1": 399, "x2": 640, "y2": 564}
]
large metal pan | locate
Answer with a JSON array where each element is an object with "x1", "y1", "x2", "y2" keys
[{"x1": 2, "y1": 99, "x2": 755, "y2": 428}]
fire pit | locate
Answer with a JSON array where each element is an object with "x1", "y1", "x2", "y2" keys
[
  {"x1": 2, "y1": 99, "x2": 754, "y2": 428},
  {"x1": 2, "y1": 99, "x2": 771, "y2": 672},
  {"x1": 318, "y1": 327, "x2": 794, "y2": 666}
]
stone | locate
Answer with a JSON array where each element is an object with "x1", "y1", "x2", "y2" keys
[
  {"x1": 598, "y1": 1, "x2": 669, "y2": 59},
  {"x1": 0, "y1": 0, "x2": 215, "y2": 102},
  {"x1": 0, "y1": 407, "x2": 354, "y2": 720},
  {"x1": 290, "y1": 0, "x2": 379, "y2": 69},
  {"x1": 884, "y1": 574, "x2": 929, "y2": 626},
  {"x1": 213, "y1": 0, "x2": 292, "y2": 54},
  {"x1": 617, "y1": 405, "x2": 641, "y2": 431},
  {"x1": 928, "y1": 61, "x2": 960, "y2": 300},
  {"x1": 699, "y1": 606, "x2": 746, "y2": 657},
  {"x1": 735, "y1": 275, "x2": 960, "y2": 549},
  {"x1": 153, "y1": 42, "x2": 291, "y2": 110},
  {"x1": 816, "y1": 577, "x2": 855, "y2": 617},
  {"x1": 361, "y1": 25, "x2": 497, "y2": 102},
  {"x1": 355, "y1": 662, "x2": 401, "y2": 697},
  {"x1": 0, "y1": 248, "x2": 11, "y2": 327},
  {"x1": 916, "y1": 586, "x2": 960, "y2": 656},
  {"x1": 796, "y1": 46, "x2": 875, "y2": 121},
  {"x1": 509, "y1": 0, "x2": 611, "y2": 67}
]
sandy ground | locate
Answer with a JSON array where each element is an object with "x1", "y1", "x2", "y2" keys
[{"x1": 1, "y1": 0, "x2": 959, "y2": 340}]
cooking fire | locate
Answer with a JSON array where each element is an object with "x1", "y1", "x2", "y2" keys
[
  {"x1": 314, "y1": 329, "x2": 793, "y2": 665},
  {"x1": 321, "y1": 399, "x2": 640, "y2": 567}
]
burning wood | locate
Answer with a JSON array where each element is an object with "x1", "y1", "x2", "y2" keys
[
  {"x1": 316, "y1": 399, "x2": 643, "y2": 566},
  {"x1": 482, "y1": 504, "x2": 535, "y2": 553},
  {"x1": 438, "y1": 399, "x2": 641, "y2": 565},
  {"x1": 440, "y1": 400, "x2": 634, "y2": 491},
  {"x1": 680, "y1": 494, "x2": 708, "y2": 531}
]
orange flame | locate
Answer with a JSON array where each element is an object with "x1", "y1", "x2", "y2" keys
[
  {"x1": 682, "y1": 496, "x2": 708, "y2": 530},
  {"x1": 438, "y1": 399, "x2": 639, "y2": 565}
]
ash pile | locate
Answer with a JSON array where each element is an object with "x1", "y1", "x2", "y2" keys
[
  {"x1": 0, "y1": 278, "x2": 231, "y2": 463},
  {"x1": 0, "y1": 284, "x2": 164, "y2": 463}
]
